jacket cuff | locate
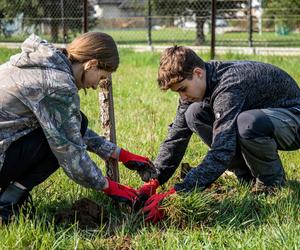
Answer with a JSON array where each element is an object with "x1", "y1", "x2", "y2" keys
[{"x1": 174, "y1": 182, "x2": 187, "y2": 192}]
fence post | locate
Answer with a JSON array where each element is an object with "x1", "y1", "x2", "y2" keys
[
  {"x1": 99, "y1": 77, "x2": 120, "y2": 182},
  {"x1": 83, "y1": 0, "x2": 88, "y2": 33},
  {"x1": 60, "y1": 0, "x2": 67, "y2": 43},
  {"x1": 248, "y1": 0, "x2": 253, "y2": 47},
  {"x1": 147, "y1": 0, "x2": 152, "y2": 46},
  {"x1": 211, "y1": 0, "x2": 216, "y2": 59}
]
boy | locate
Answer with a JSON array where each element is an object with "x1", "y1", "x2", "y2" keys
[{"x1": 138, "y1": 46, "x2": 300, "y2": 223}]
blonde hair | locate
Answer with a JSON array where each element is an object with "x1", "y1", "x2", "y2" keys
[{"x1": 66, "y1": 32, "x2": 119, "y2": 72}]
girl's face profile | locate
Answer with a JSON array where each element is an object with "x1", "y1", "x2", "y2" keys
[
  {"x1": 80, "y1": 59, "x2": 111, "y2": 90},
  {"x1": 83, "y1": 67, "x2": 111, "y2": 90}
]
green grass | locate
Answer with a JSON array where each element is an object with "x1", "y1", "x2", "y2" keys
[
  {"x1": 1, "y1": 48, "x2": 300, "y2": 249},
  {"x1": 98, "y1": 28, "x2": 300, "y2": 47},
  {"x1": 2, "y1": 28, "x2": 300, "y2": 47}
]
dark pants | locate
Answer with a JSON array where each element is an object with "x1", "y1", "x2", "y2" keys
[
  {"x1": 184, "y1": 102, "x2": 300, "y2": 187},
  {"x1": 0, "y1": 112, "x2": 88, "y2": 191}
]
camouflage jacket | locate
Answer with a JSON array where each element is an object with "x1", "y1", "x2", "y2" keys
[{"x1": 0, "y1": 34, "x2": 117, "y2": 191}]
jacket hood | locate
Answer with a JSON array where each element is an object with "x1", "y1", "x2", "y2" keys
[{"x1": 9, "y1": 34, "x2": 72, "y2": 74}]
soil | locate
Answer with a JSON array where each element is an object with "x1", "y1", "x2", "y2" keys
[
  {"x1": 107, "y1": 235, "x2": 132, "y2": 250},
  {"x1": 54, "y1": 198, "x2": 108, "y2": 230}
]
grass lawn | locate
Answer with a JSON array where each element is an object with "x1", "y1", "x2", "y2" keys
[
  {"x1": 99, "y1": 28, "x2": 300, "y2": 47},
  {"x1": 0, "y1": 47, "x2": 300, "y2": 249},
  {"x1": 1, "y1": 28, "x2": 300, "y2": 47}
]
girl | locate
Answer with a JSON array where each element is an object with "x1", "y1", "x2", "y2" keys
[{"x1": 0, "y1": 32, "x2": 156, "y2": 224}]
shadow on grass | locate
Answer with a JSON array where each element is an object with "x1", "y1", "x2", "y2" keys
[{"x1": 285, "y1": 179, "x2": 300, "y2": 197}]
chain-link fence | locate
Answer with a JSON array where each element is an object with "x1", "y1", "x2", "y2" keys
[
  {"x1": 216, "y1": 0, "x2": 300, "y2": 47},
  {"x1": 0, "y1": 0, "x2": 300, "y2": 48}
]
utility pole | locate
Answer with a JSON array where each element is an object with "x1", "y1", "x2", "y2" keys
[
  {"x1": 83, "y1": 0, "x2": 88, "y2": 32},
  {"x1": 248, "y1": 0, "x2": 253, "y2": 47}
]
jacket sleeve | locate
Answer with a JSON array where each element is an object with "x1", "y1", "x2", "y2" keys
[
  {"x1": 155, "y1": 100, "x2": 193, "y2": 184},
  {"x1": 83, "y1": 128, "x2": 118, "y2": 160},
  {"x1": 174, "y1": 85, "x2": 245, "y2": 192},
  {"x1": 31, "y1": 89, "x2": 107, "y2": 191}
]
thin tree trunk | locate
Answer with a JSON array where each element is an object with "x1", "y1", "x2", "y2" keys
[
  {"x1": 50, "y1": 21, "x2": 59, "y2": 42},
  {"x1": 195, "y1": 17, "x2": 206, "y2": 45},
  {"x1": 99, "y1": 76, "x2": 120, "y2": 182}
]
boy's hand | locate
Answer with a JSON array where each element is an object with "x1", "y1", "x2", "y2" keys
[
  {"x1": 119, "y1": 149, "x2": 158, "y2": 181},
  {"x1": 143, "y1": 187, "x2": 176, "y2": 224},
  {"x1": 103, "y1": 177, "x2": 139, "y2": 205},
  {"x1": 134, "y1": 179, "x2": 160, "y2": 210},
  {"x1": 138, "y1": 179, "x2": 160, "y2": 197}
]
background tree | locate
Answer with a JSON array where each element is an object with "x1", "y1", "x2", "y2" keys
[
  {"x1": 152, "y1": 0, "x2": 248, "y2": 45},
  {"x1": 263, "y1": 0, "x2": 300, "y2": 32},
  {"x1": 0, "y1": 0, "x2": 95, "y2": 42}
]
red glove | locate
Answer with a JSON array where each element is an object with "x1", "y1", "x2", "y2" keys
[
  {"x1": 103, "y1": 178, "x2": 138, "y2": 205},
  {"x1": 137, "y1": 179, "x2": 160, "y2": 197},
  {"x1": 119, "y1": 149, "x2": 152, "y2": 171},
  {"x1": 142, "y1": 187, "x2": 176, "y2": 224},
  {"x1": 134, "y1": 179, "x2": 160, "y2": 211}
]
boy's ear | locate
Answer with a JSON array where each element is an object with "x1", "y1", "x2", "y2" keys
[
  {"x1": 193, "y1": 67, "x2": 204, "y2": 78},
  {"x1": 83, "y1": 59, "x2": 98, "y2": 70}
]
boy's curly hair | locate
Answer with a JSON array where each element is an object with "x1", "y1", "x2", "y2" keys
[{"x1": 157, "y1": 46, "x2": 205, "y2": 90}]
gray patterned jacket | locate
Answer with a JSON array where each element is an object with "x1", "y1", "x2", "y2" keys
[{"x1": 0, "y1": 34, "x2": 117, "y2": 191}]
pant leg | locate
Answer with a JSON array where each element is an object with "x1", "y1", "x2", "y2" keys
[
  {"x1": 184, "y1": 100, "x2": 215, "y2": 146},
  {"x1": 0, "y1": 128, "x2": 58, "y2": 190},
  {"x1": 185, "y1": 101, "x2": 254, "y2": 183},
  {"x1": 237, "y1": 108, "x2": 300, "y2": 187},
  {"x1": 0, "y1": 111, "x2": 89, "y2": 191}
]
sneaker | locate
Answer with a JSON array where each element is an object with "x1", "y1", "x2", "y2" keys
[
  {"x1": 251, "y1": 182, "x2": 281, "y2": 195},
  {"x1": 251, "y1": 176, "x2": 286, "y2": 195}
]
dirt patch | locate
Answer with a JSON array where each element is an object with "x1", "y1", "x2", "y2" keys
[
  {"x1": 106, "y1": 235, "x2": 132, "y2": 250},
  {"x1": 54, "y1": 198, "x2": 108, "y2": 230}
]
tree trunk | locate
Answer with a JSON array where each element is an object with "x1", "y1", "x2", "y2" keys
[
  {"x1": 50, "y1": 21, "x2": 59, "y2": 43},
  {"x1": 99, "y1": 77, "x2": 119, "y2": 182},
  {"x1": 195, "y1": 17, "x2": 206, "y2": 45}
]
